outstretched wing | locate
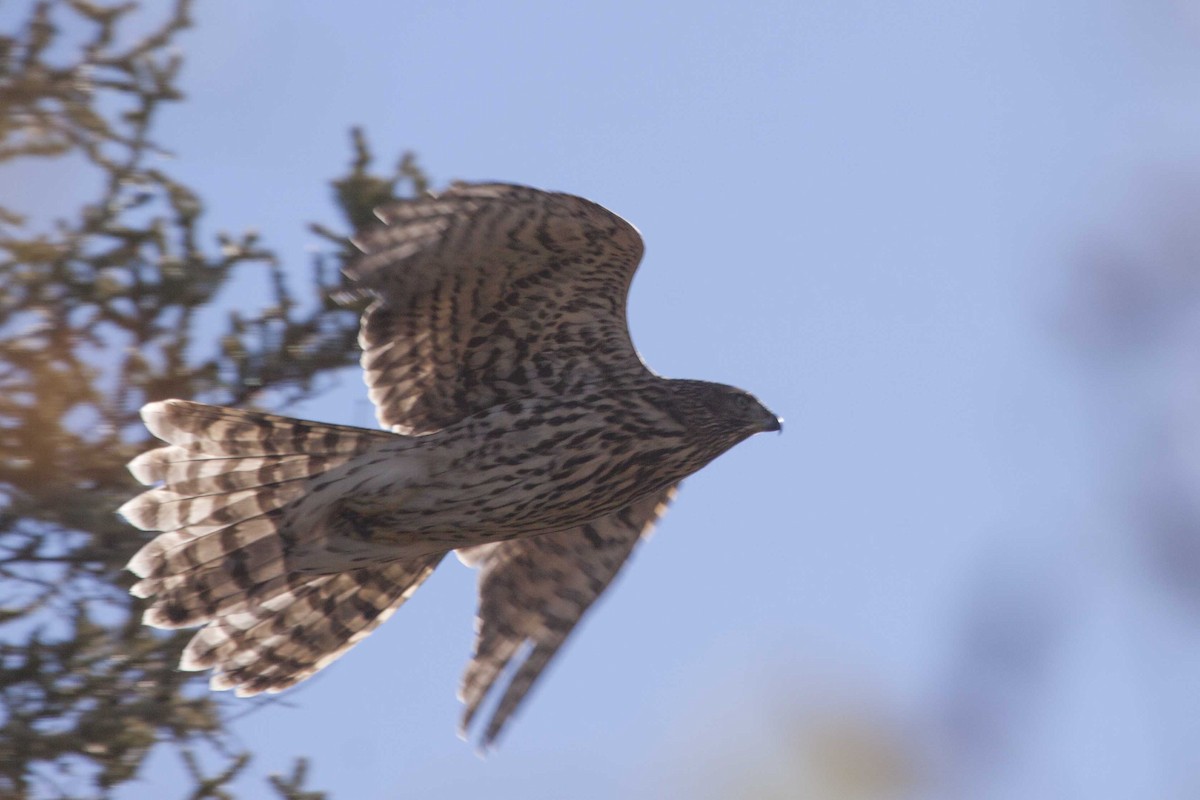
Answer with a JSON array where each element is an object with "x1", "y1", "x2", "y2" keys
[
  {"x1": 350, "y1": 182, "x2": 676, "y2": 745},
  {"x1": 347, "y1": 182, "x2": 648, "y2": 434},
  {"x1": 455, "y1": 485, "x2": 677, "y2": 747}
]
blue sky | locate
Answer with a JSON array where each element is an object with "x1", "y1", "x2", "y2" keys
[{"x1": 11, "y1": 1, "x2": 1200, "y2": 797}]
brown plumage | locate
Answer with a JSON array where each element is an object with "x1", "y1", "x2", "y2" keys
[{"x1": 119, "y1": 182, "x2": 779, "y2": 746}]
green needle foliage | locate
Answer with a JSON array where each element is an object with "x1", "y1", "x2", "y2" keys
[{"x1": 0, "y1": 2, "x2": 429, "y2": 796}]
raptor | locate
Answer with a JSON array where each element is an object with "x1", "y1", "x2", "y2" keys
[{"x1": 120, "y1": 182, "x2": 780, "y2": 746}]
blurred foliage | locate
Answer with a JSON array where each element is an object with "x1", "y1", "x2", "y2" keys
[
  {"x1": 0, "y1": 1, "x2": 428, "y2": 796},
  {"x1": 1060, "y1": 178, "x2": 1200, "y2": 604},
  {"x1": 690, "y1": 697, "x2": 920, "y2": 800}
]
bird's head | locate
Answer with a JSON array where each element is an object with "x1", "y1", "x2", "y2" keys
[
  {"x1": 669, "y1": 379, "x2": 782, "y2": 449},
  {"x1": 705, "y1": 382, "x2": 782, "y2": 435}
]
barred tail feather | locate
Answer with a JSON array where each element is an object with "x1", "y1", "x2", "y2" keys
[
  {"x1": 183, "y1": 558, "x2": 442, "y2": 695},
  {"x1": 120, "y1": 399, "x2": 430, "y2": 693}
]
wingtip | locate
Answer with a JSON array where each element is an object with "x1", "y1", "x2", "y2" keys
[
  {"x1": 455, "y1": 722, "x2": 495, "y2": 759},
  {"x1": 457, "y1": 698, "x2": 500, "y2": 755}
]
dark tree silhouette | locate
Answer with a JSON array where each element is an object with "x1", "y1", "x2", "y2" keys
[{"x1": 0, "y1": 2, "x2": 429, "y2": 796}]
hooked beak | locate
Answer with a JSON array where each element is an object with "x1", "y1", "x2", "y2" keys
[{"x1": 763, "y1": 413, "x2": 783, "y2": 433}]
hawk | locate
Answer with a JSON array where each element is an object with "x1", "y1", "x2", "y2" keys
[{"x1": 119, "y1": 183, "x2": 780, "y2": 746}]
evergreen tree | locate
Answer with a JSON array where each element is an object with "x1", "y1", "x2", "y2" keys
[{"x1": 0, "y1": 2, "x2": 428, "y2": 795}]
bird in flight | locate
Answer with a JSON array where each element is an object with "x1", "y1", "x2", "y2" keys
[{"x1": 119, "y1": 183, "x2": 780, "y2": 746}]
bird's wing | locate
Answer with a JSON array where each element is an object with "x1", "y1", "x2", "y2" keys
[
  {"x1": 454, "y1": 484, "x2": 678, "y2": 747},
  {"x1": 347, "y1": 182, "x2": 649, "y2": 434}
]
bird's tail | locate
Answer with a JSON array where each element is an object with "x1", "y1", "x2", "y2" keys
[{"x1": 119, "y1": 400, "x2": 442, "y2": 695}]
